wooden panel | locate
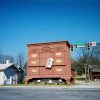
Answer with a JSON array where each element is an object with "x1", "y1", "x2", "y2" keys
[
  {"x1": 40, "y1": 59, "x2": 47, "y2": 66},
  {"x1": 28, "y1": 59, "x2": 39, "y2": 66},
  {"x1": 28, "y1": 53, "x2": 39, "y2": 60},
  {"x1": 39, "y1": 67, "x2": 54, "y2": 75},
  {"x1": 54, "y1": 51, "x2": 65, "y2": 58},
  {"x1": 40, "y1": 52, "x2": 53, "y2": 59},
  {"x1": 27, "y1": 67, "x2": 39, "y2": 76},
  {"x1": 54, "y1": 58, "x2": 66, "y2": 65},
  {"x1": 53, "y1": 66, "x2": 66, "y2": 75},
  {"x1": 40, "y1": 52, "x2": 53, "y2": 66}
]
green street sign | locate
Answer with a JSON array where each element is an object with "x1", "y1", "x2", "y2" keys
[
  {"x1": 76, "y1": 42, "x2": 86, "y2": 48},
  {"x1": 76, "y1": 42, "x2": 86, "y2": 45}
]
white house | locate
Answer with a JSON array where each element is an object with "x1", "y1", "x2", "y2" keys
[{"x1": 0, "y1": 60, "x2": 19, "y2": 85}]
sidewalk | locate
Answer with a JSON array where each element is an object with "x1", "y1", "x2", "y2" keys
[
  {"x1": 75, "y1": 80, "x2": 100, "y2": 85},
  {"x1": 0, "y1": 81, "x2": 100, "y2": 89},
  {"x1": 71, "y1": 81, "x2": 100, "y2": 88}
]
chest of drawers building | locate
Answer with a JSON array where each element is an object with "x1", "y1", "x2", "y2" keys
[{"x1": 25, "y1": 41, "x2": 73, "y2": 84}]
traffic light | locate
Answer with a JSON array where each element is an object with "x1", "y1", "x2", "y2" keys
[
  {"x1": 70, "y1": 44, "x2": 74, "y2": 51},
  {"x1": 75, "y1": 45, "x2": 77, "y2": 48},
  {"x1": 87, "y1": 42, "x2": 90, "y2": 50}
]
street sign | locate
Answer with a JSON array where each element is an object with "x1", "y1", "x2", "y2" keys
[
  {"x1": 76, "y1": 42, "x2": 86, "y2": 48},
  {"x1": 92, "y1": 42, "x2": 96, "y2": 46},
  {"x1": 77, "y1": 45, "x2": 85, "y2": 48}
]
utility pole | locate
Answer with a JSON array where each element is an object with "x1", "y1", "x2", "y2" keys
[
  {"x1": 88, "y1": 65, "x2": 92, "y2": 81},
  {"x1": 87, "y1": 65, "x2": 90, "y2": 81},
  {"x1": 84, "y1": 64, "x2": 87, "y2": 82}
]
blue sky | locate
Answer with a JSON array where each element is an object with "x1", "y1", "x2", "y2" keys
[{"x1": 0, "y1": 0, "x2": 100, "y2": 58}]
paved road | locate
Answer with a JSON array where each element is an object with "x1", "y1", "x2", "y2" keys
[{"x1": 0, "y1": 87, "x2": 100, "y2": 100}]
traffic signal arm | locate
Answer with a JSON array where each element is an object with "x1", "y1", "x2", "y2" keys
[{"x1": 70, "y1": 44, "x2": 74, "y2": 51}]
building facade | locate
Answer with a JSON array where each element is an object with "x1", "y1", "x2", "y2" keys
[
  {"x1": 0, "y1": 61, "x2": 18, "y2": 85},
  {"x1": 0, "y1": 60, "x2": 24, "y2": 85},
  {"x1": 25, "y1": 41, "x2": 73, "y2": 84},
  {"x1": 90, "y1": 65, "x2": 100, "y2": 81}
]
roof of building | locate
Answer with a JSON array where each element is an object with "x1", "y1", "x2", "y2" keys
[
  {"x1": 0, "y1": 63, "x2": 19, "y2": 71},
  {"x1": 27, "y1": 41, "x2": 70, "y2": 47},
  {"x1": 91, "y1": 69, "x2": 100, "y2": 72},
  {"x1": 90, "y1": 65, "x2": 100, "y2": 72}
]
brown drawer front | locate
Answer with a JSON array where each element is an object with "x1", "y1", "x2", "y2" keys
[
  {"x1": 54, "y1": 58, "x2": 66, "y2": 65},
  {"x1": 54, "y1": 66, "x2": 66, "y2": 75},
  {"x1": 28, "y1": 59, "x2": 39, "y2": 66},
  {"x1": 54, "y1": 51, "x2": 65, "y2": 58},
  {"x1": 39, "y1": 67, "x2": 54, "y2": 75},
  {"x1": 40, "y1": 59, "x2": 47, "y2": 66},
  {"x1": 27, "y1": 67, "x2": 39, "y2": 76},
  {"x1": 28, "y1": 53, "x2": 39, "y2": 60}
]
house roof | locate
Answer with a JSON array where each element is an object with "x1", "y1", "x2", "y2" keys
[
  {"x1": 90, "y1": 65, "x2": 100, "y2": 72},
  {"x1": 0, "y1": 63, "x2": 19, "y2": 71},
  {"x1": 91, "y1": 69, "x2": 100, "y2": 72}
]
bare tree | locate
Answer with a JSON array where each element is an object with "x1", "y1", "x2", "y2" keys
[
  {"x1": 0, "y1": 49, "x2": 14, "y2": 64},
  {"x1": 16, "y1": 53, "x2": 25, "y2": 68},
  {"x1": 23, "y1": 61, "x2": 27, "y2": 76},
  {"x1": 77, "y1": 46, "x2": 100, "y2": 65},
  {"x1": 72, "y1": 45, "x2": 100, "y2": 75},
  {"x1": 0, "y1": 53, "x2": 15, "y2": 64}
]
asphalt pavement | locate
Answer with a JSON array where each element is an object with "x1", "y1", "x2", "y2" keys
[{"x1": 0, "y1": 86, "x2": 100, "y2": 100}]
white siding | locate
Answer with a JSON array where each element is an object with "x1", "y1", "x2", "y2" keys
[
  {"x1": 0, "y1": 71, "x2": 5, "y2": 85},
  {"x1": 0, "y1": 65, "x2": 19, "y2": 85}
]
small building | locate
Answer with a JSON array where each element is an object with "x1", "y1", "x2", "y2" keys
[
  {"x1": 0, "y1": 60, "x2": 19, "y2": 85},
  {"x1": 25, "y1": 41, "x2": 73, "y2": 84},
  {"x1": 90, "y1": 65, "x2": 100, "y2": 81}
]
